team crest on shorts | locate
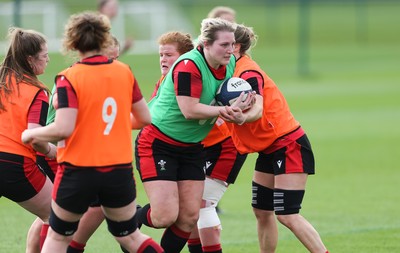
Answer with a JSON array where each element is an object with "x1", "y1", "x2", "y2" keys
[{"x1": 158, "y1": 160, "x2": 167, "y2": 171}]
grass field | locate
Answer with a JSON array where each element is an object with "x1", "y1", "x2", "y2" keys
[{"x1": 1, "y1": 1, "x2": 400, "y2": 252}]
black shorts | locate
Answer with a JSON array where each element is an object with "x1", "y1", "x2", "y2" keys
[
  {"x1": 53, "y1": 163, "x2": 136, "y2": 214},
  {"x1": 255, "y1": 134, "x2": 315, "y2": 175},
  {"x1": 37, "y1": 155, "x2": 57, "y2": 182},
  {"x1": 204, "y1": 137, "x2": 247, "y2": 184},
  {"x1": 0, "y1": 152, "x2": 46, "y2": 202},
  {"x1": 135, "y1": 130, "x2": 206, "y2": 182}
]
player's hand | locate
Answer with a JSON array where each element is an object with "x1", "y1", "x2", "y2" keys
[
  {"x1": 21, "y1": 129, "x2": 33, "y2": 144},
  {"x1": 230, "y1": 91, "x2": 256, "y2": 111},
  {"x1": 219, "y1": 106, "x2": 246, "y2": 125},
  {"x1": 45, "y1": 143, "x2": 57, "y2": 160}
]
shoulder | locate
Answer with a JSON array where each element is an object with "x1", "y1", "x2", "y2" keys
[
  {"x1": 112, "y1": 59, "x2": 130, "y2": 69},
  {"x1": 174, "y1": 59, "x2": 199, "y2": 73}
]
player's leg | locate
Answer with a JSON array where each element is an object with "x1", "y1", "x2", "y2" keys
[
  {"x1": 273, "y1": 134, "x2": 328, "y2": 253},
  {"x1": 18, "y1": 176, "x2": 53, "y2": 253},
  {"x1": 188, "y1": 226, "x2": 202, "y2": 253},
  {"x1": 254, "y1": 209, "x2": 277, "y2": 253},
  {"x1": 103, "y1": 200, "x2": 163, "y2": 253},
  {"x1": 26, "y1": 217, "x2": 43, "y2": 253},
  {"x1": 188, "y1": 178, "x2": 225, "y2": 253},
  {"x1": 140, "y1": 180, "x2": 180, "y2": 228},
  {"x1": 67, "y1": 206, "x2": 104, "y2": 253},
  {"x1": 134, "y1": 132, "x2": 181, "y2": 229},
  {"x1": 177, "y1": 179, "x2": 204, "y2": 232},
  {"x1": 27, "y1": 155, "x2": 58, "y2": 252},
  {"x1": 197, "y1": 177, "x2": 227, "y2": 252},
  {"x1": 1, "y1": 155, "x2": 52, "y2": 253},
  {"x1": 274, "y1": 173, "x2": 327, "y2": 253},
  {"x1": 252, "y1": 170, "x2": 278, "y2": 253},
  {"x1": 197, "y1": 138, "x2": 247, "y2": 253},
  {"x1": 41, "y1": 201, "x2": 81, "y2": 253},
  {"x1": 159, "y1": 179, "x2": 203, "y2": 252},
  {"x1": 101, "y1": 167, "x2": 163, "y2": 253},
  {"x1": 41, "y1": 165, "x2": 100, "y2": 253},
  {"x1": 158, "y1": 142, "x2": 206, "y2": 252}
]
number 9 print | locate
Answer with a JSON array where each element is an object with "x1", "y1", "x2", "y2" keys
[{"x1": 102, "y1": 97, "x2": 117, "y2": 135}]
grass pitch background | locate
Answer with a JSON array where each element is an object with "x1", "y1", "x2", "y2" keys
[{"x1": 1, "y1": 1, "x2": 399, "y2": 252}]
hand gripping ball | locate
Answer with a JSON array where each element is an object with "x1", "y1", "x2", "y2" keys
[{"x1": 215, "y1": 77, "x2": 252, "y2": 106}]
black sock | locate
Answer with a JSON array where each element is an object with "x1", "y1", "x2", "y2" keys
[
  {"x1": 67, "y1": 240, "x2": 85, "y2": 253},
  {"x1": 160, "y1": 225, "x2": 190, "y2": 253},
  {"x1": 136, "y1": 203, "x2": 154, "y2": 227},
  {"x1": 187, "y1": 238, "x2": 203, "y2": 253}
]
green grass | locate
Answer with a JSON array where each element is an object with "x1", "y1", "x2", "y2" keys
[{"x1": 1, "y1": 1, "x2": 400, "y2": 252}]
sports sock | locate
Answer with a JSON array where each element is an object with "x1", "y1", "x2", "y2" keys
[
  {"x1": 136, "y1": 203, "x2": 154, "y2": 227},
  {"x1": 202, "y1": 244, "x2": 222, "y2": 253},
  {"x1": 136, "y1": 204, "x2": 143, "y2": 229},
  {"x1": 160, "y1": 224, "x2": 191, "y2": 253},
  {"x1": 67, "y1": 240, "x2": 86, "y2": 253},
  {"x1": 39, "y1": 223, "x2": 49, "y2": 250},
  {"x1": 187, "y1": 238, "x2": 203, "y2": 253},
  {"x1": 137, "y1": 238, "x2": 164, "y2": 253}
]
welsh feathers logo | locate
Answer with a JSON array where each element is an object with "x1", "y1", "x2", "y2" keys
[{"x1": 158, "y1": 160, "x2": 167, "y2": 171}]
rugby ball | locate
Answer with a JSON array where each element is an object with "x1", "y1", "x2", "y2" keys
[{"x1": 215, "y1": 77, "x2": 252, "y2": 106}]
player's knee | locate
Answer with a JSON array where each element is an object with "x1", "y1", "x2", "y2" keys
[
  {"x1": 195, "y1": 178, "x2": 226, "y2": 230},
  {"x1": 203, "y1": 177, "x2": 227, "y2": 206},
  {"x1": 276, "y1": 213, "x2": 298, "y2": 229},
  {"x1": 198, "y1": 205, "x2": 221, "y2": 229},
  {"x1": 105, "y1": 214, "x2": 138, "y2": 237},
  {"x1": 151, "y1": 210, "x2": 177, "y2": 228},
  {"x1": 273, "y1": 188, "x2": 305, "y2": 216},
  {"x1": 49, "y1": 209, "x2": 79, "y2": 236},
  {"x1": 252, "y1": 181, "x2": 274, "y2": 211},
  {"x1": 253, "y1": 208, "x2": 275, "y2": 225},
  {"x1": 185, "y1": 209, "x2": 201, "y2": 228}
]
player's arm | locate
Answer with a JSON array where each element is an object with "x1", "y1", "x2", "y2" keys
[
  {"x1": 22, "y1": 76, "x2": 78, "y2": 145},
  {"x1": 27, "y1": 90, "x2": 55, "y2": 155},
  {"x1": 177, "y1": 96, "x2": 222, "y2": 120},
  {"x1": 238, "y1": 71, "x2": 263, "y2": 122},
  {"x1": 174, "y1": 60, "x2": 222, "y2": 120},
  {"x1": 130, "y1": 79, "x2": 151, "y2": 129},
  {"x1": 174, "y1": 60, "x2": 251, "y2": 124}
]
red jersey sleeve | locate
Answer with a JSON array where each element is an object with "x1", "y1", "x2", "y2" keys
[
  {"x1": 173, "y1": 60, "x2": 202, "y2": 99},
  {"x1": 28, "y1": 90, "x2": 49, "y2": 126},
  {"x1": 150, "y1": 75, "x2": 165, "y2": 99},
  {"x1": 239, "y1": 71, "x2": 264, "y2": 96},
  {"x1": 132, "y1": 78, "x2": 144, "y2": 103},
  {"x1": 56, "y1": 75, "x2": 78, "y2": 109}
]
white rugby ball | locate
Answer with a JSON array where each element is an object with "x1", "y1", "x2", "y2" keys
[{"x1": 215, "y1": 77, "x2": 252, "y2": 106}]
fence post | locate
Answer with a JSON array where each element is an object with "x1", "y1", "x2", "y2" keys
[
  {"x1": 356, "y1": 0, "x2": 368, "y2": 44},
  {"x1": 298, "y1": 0, "x2": 310, "y2": 76},
  {"x1": 13, "y1": 0, "x2": 21, "y2": 27}
]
